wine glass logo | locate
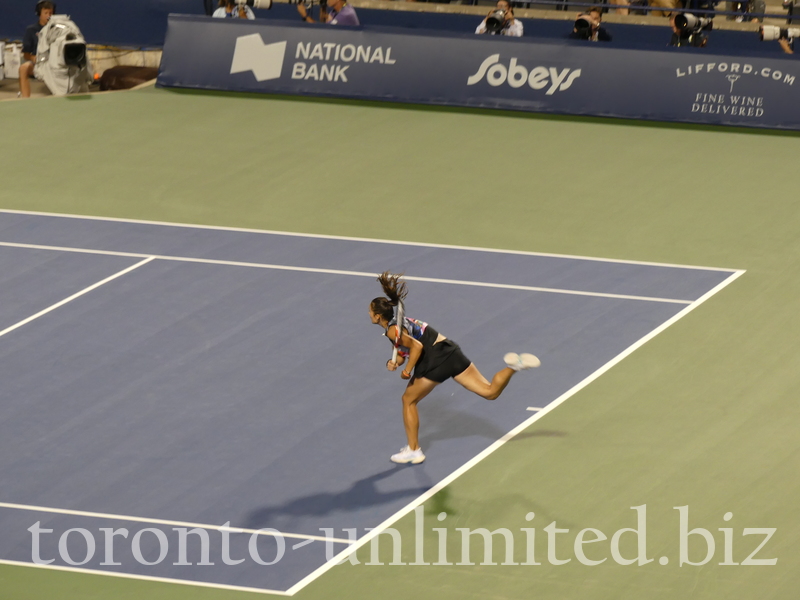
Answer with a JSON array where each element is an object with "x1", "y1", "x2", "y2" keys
[{"x1": 727, "y1": 74, "x2": 740, "y2": 92}]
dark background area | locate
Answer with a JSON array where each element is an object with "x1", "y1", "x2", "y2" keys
[{"x1": 0, "y1": 0, "x2": 787, "y2": 55}]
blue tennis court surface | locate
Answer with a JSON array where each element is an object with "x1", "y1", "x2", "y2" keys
[{"x1": 0, "y1": 211, "x2": 741, "y2": 594}]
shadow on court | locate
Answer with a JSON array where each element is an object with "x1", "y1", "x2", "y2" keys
[
  {"x1": 242, "y1": 466, "x2": 431, "y2": 529},
  {"x1": 419, "y1": 399, "x2": 509, "y2": 449}
]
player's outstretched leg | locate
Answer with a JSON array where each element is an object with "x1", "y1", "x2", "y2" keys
[{"x1": 454, "y1": 353, "x2": 539, "y2": 401}]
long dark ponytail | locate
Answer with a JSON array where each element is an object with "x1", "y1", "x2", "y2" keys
[{"x1": 370, "y1": 271, "x2": 408, "y2": 322}]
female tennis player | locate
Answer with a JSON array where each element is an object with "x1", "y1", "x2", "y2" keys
[{"x1": 369, "y1": 271, "x2": 539, "y2": 464}]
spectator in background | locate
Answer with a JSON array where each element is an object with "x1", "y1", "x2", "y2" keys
[
  {"x1": 19, "y1": 0, "x2": 54, "y2": 98},
  {"x1": 569, "y1": 6, "x2": 612, "y2": 41},
  {"x1": 213, "y1": 0, "x2": 255, "y2": 19},
  {"x1": 648, "y1": 0, "x2": 679, "y2": 17},
  {"x1": 785, "y1": 0, "x2": 799, "y2": 23},
  {"x1": 609, "y1": 0, "x2": 630, "y2": 15},
  {"x1": 475, "y1": 0, "x2": 523, "y2": 36},
  {"x1": 298, "y1": 0, "x2": 360, "y2": 25}
]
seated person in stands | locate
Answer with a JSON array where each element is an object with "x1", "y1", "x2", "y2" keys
[
  {"x1": 213, "y1": 0, "x2": 255, "y2": 19},
  {"x1": 475, "y1": 0, "x2": 523, "y2": 37},
  {"x1": 19, "y1": 0, "x2": 54, "y2": 98},
  {"x1": 569, "y1": 6, "x2": 612, "y2": 41},
  {"x1": 298, "y1": 0, "x2": 360, "y2": 25}
]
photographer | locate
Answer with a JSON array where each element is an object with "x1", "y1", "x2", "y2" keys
[
  {"x1": 670, "y1": 0, "x2": 716, "y2": 46},
  {"x1": 213, "y1": 0, "x2": 256, "y2": 19},
  {"x1": 569, "y1": 7, "x2": 612, "y2": 41},
  {"x1": 297, "y1": 0, "x2": 360, "y2": 25},
  {"x1": 475, "y1": 0, "x2": 523, "y2": 37},
  {"x1": 19, "y1": 0, "x2": 54, "y2": 98},
  {"x1": 669, "y1": 13, "x2": 712, "y2": 46},
  {"x1": 759, "y1": 24, "x2": 798, "y2": 53}
]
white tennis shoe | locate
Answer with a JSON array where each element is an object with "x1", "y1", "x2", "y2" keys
[
  {"x1": 391, "y1": 445, "x2": 426, "y2": 464},
  {"x1": 504, "y1": 352, "x2": 541, "y2": 371}
]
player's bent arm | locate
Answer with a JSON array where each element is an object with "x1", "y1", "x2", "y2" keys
[
  {"x1": 399, "y1": 334, "x2": 423, "y2": 375},
  {"x1": 385, "y1": 324, "x2": 406, "y2": 371}
]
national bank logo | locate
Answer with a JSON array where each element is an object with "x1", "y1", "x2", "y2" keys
[
  {"x1": 467, "y1": 54, "x2": 581, "y2": 95},
  {"x1": 230, "y1": 34, "x2": 287, "y2": 82}
]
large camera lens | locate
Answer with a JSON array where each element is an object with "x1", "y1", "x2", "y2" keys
[
  {"x1": 574, "y1": 15, "x2": 593, "y2": 38},
  {"x1": 674, "y1": 13, "x2": 711, "y2": 32},
  {"x1": 760, "y1": 25, "x2": 779, "y2": 40},
  {"x1": 760, "y1": 25, "x2": 800, "y2": 39},
  {"x1": 63, "y1": 41, "x2": 86, "y2": 67},
  {"x1": 486, "y1": 9, "x2": 506, "y2": 33},
  {"x1": 674, "y1": 13, "x2": 697, "y2": 30}
]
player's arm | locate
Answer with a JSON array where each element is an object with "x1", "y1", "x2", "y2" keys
[
  {"x1": 386, "y1": 323, "x2": 406, "y2": 371},
  {"x1": 387, "y1": 325, "x2": 422, "y2": 378},
  {"x1": 386, "y1": 324, "x2": 405, "y2": 371}
]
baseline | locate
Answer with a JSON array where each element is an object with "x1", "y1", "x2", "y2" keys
[
  {"x1": 0, "y1": 210, "x2": 737, "y2": 302},
  {"x1": 0, "y1": 241, "x2": 692, "y2": 305},
  {"x1": 0, "y1": 209, "x2": 742, "y2": 272}
]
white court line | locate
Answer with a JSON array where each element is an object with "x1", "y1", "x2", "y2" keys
[
  {"x1": 0, "y1": 559, "x2": 290, "y2": 596},
  {"x1": 0, "y1": 502, "x2": 353, "y2": 545},
  {"x1": 526, "y1": 407, "x2": 545, "y2": 411},
  {"x1": 0, "y1": 257, "x2": 154, "y2": 341},
  {"x1": 0, "y1": 208, "x2": 742, "y2": 273},
  {"x1": 285, "y1": 269, "x2": 746, "y2": 596},
  {"x1": 0, "y1": 241, "x2": 693, "y2": 305}
]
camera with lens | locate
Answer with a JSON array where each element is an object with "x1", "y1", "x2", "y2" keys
[
  {"x1": 674, "y1": 13, "x2": 713, "y2": 33},
  {"x1": 486, "y1": 9, "x2": 508, "y2": 33},
  {"x1": 62, "y1": 32, "x2": 86, "y2": 67},
  {"x1": 760, "y1": 24, "x2": 800, "y2": 39},
  {"x1": 34, "y1": 15, "x2": 93, "y2": 95},
  {"x1": 672, "y1": 12, "x2": 713, "y2": 46},
  {"x1": 573, "y1": 14, "x2": 595, "y2": 39}
]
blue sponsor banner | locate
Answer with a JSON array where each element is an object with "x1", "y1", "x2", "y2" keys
[{"x1": 158, "y1": 15, "x2": 800, "y2": 130}]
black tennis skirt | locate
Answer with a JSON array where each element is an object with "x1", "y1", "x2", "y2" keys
[{"x1": 413, "y1": 338, "x2": 471, "y2": 383}]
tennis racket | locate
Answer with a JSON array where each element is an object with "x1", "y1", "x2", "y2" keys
[{"x1": 391, "y1": 299, "x2": 405, "y2": 365}]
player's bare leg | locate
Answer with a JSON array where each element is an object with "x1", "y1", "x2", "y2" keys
[
  {"x1": 400, "y1": 376, "x2": 438, "y2": 449},
  {"x1": 391, "y1": 377, "x2": 438, "y2": 464},
  {"x1": 454, "y1": 353, "x2": 540, "y2": 401}
]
